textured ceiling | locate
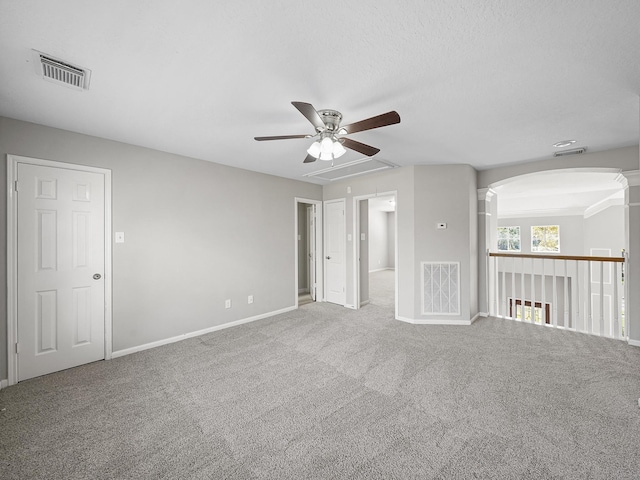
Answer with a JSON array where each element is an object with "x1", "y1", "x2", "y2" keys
[
  {"x1": 1, "y1": 1, "x2": 639, "y2": 184},
  {"x1": 494, "y1": 170, "x2": 624, "y2": 217}
]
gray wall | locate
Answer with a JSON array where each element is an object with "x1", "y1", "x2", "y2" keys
[
  {"x1": 387, "y1": 212, "x2": 396, "y2": 269},
  {"x1": 297, "y1": 203, "x2": 308, "y2": 292},
  {"x1": 477, "y1": 146, "x2": 639, "y2": 188},
  {"x1": 413, "y1": 165, "x2": 478, "y2": 321},
  {"x1": 584, "y1": 205, "x2": 625, "y2": 258},
  {"x1": 359, "y1": 200, "x2": 369, "y2": 305},
  {"x1": 497, "y1": 215, "x2": 585, "y2": 255},
  {"x1": 324, "y1": 166, "x2": 415, "y2": 315},
  {"x1": 323, "y1": 164, "x2": 478, "y2": 321},
  {"x1": 0, "y1": 117, "x2": 322, "y2": 380},
  {"x1": 368, "y1": 208, "x2": 391, "y2": 271}
]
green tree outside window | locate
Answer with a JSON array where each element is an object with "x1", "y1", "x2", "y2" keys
[
  {"x1": 497, "y1": 226, "x2": 521, "y2": 251},
  {"x1": 531, "y1": 225, "x2": 559, "y2": 252}
]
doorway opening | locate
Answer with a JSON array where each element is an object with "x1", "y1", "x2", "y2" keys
[
  {"x1": 354, "y1": 192, "x2": 397, "y2": 315},
  {"x1": 295, "y1": 198, "x2": 323, "y2": 307}
]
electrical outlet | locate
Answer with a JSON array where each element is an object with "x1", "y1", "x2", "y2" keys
[
  {"x1": 248, "y1": 295, "x2": 254, "y2": 304},
  {"x1": 225, "y1": 299, "x2": 231, "y2": 309}
]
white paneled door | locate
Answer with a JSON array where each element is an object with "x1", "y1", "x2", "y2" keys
[
  {"x1": 324, "y1": 199, "x2": 346, "y2": 305},
  {"x1": 17, "y1": 163, "x2": 106, "y2": 381}
]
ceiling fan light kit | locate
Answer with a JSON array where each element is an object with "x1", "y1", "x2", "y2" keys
[
  {"x1": 255, "y1": 101, "x2": 400, "y2": 164},
  {"x1": 307, "y1": 133, "x2": 347, "y2": 161}
]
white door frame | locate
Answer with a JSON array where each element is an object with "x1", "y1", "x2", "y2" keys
[
  {"x1": 6, "y1": 155, "x2": 113, "y2": 386},
  {"x1": 353, "y1": 191, "x2": 399, "y2": 318},
  {"x1": 294, "y1": 198, "x2": 323, "y2": 307}
]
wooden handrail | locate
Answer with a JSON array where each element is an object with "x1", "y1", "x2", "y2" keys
[{"x1": 488, "y1": 252, "x2": 625, "y2": 263}]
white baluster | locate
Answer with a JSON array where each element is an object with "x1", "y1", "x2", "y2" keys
[
  {"x1": 541, "y1": 258, "x2": 546, "y2": 325},
  {"x1": 599, "y1": 261, "x2": 605, "y2": 336},
  {"x1": 530, "y1": 257, "x2": 535, "y2": 323},
  {"x1": 552, "y1": 259, "x2": 558, "y2": 328},
  {"x1": 613, "y1": 262, "x2": 619, "y2": 339},
  {"x1": 511, "y1": 257, "x2": 516, "y2": 319},
  {"x1": 563, "y1": 259, "x2": 569, "y2": 328},
  {"x1": 575, "y1": 260, "x2": 580, "y2": 332},
  {"x1": 587, "y1": 261, "x2": 592, "y2": 334}
]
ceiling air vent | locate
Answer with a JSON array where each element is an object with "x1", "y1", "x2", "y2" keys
[
  {"x1": 553, "y1": 147, "x2": 587, "y2": 157},
  {"x1": 32, "y1": 50, "x2": 91, "y2": 90}
]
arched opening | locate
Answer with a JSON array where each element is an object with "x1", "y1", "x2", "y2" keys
[{"x1": 482, "y1": 168, "x2": 627, "y2": 338}]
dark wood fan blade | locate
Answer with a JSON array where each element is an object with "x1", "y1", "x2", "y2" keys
[
  {"x1": 340, "y1": 111, "x2": 400, "y2": 135},
  {"x1": 292, "y1": 101, "x2": 325, "y2": 132},
  {"x1": 341, "y1": 138, "x2": 380, "y2": 156},
  {"x1": 254, "y1": 134, "x2": 310, "y2": 141},
  {"x1": 303, "y1": 154, "x2": 316, "y2": 163}
]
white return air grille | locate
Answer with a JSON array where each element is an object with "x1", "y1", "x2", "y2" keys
[
  {"x1": 32, "y1": 50, "x2": 91, "y2": 90},
  {"x1": 422, "y1": 262, "x2": 460, "y2": 315}
]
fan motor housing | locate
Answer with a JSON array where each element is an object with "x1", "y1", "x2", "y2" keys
[{"x1": 318, "y1": 109, "x2": 342, "y2": 132}]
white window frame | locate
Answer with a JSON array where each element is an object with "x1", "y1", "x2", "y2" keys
[
  {"x1": 497, "y1": 226, "x2": 521, "y2": 252},
  {"x1": 531, "y1": 225, "x2": 560, "y2": 253}
]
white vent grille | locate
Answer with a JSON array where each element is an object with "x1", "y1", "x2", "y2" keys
[
  {"x1": 553, "y1": 147, "x2": 586, "y2": 157},
  {"x1": 422, "y1": 262, "x2": 460, "y2": 315},
  {"x1": 32, "y1": 50, "x2": 90, "y2": 90}
]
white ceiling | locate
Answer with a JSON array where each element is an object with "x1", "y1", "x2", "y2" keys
[
  {"x1": 1, "y1": 1, "x2": 639, "y2": 185},
  {"x1": 369, "y1": 195, "x2": 396, "y2": 213},
  {"x1": 494, "y1": 170, "x2": 624, "y2": 218}
]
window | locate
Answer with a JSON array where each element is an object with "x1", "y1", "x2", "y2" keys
[
  {"x1": 531, "y1": 225, "x2": 559, "y2": 252},
  {"x1": 509, "y1": 299, "x2": 550, "y2": 324},
  {"x1": 497, "y1": 226, "x2": 521, "y2": 252}
]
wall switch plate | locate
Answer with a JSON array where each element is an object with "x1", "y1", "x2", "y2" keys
[
  {"x1": 437, "y1": 223, "x2": 447, "y2": 229},
  {"x1": 361, "y1": 233, "x2": 366, "y2": 241},
  {"x1": 347, "y1": 186, "x2": 351, "y2": 193},
  {"x1": 225, "y1": 299, "x2": 231, "y2": 309},
  {"x1": 248, "y1": 295, "x2": 253, "y2": 304},
  {"x1": 347, "y1": 234, "x2": 352, "y2": 241},
  {"x1": 298, "y1": 234, "x2": 301, "y2": 240},
  {"x1": 115, "y1": 232, "x2": 125, "y2": 243}
]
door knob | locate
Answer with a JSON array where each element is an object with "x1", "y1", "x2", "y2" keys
[
  {"x1": 326, "y1": 256, "x2": 331, "y2": 260},
  {"x1": 93, "y1": 273, "x2": 102, "y2": 280}
]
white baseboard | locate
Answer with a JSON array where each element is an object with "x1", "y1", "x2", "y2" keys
[
  {"x1": 112, "y1": 306, "x2": 296, "y2": 359},
  {"x1": 470, "y1": 313, "x2": 482, "y2": 324},
  {"x1": 360, "y1": 300, "x2": 370, "y2": 307},
  {"x1": 628, "y1": 339, "x2": 640, "y2": 348},
  {"x1": 0, "y1": 379, "x2": 8, "y2": 390},
  {"x1": 298, "y1": 288, "x2": 309, "y2": 294},
  {"x1": 369, "y1": 267, "x2": 394, "y2": 273},
  {"x1": 395, "y1": 315, "x2": 474, "y2": 326},
  {"x1": 478, "y1": 312, "x2": 489, "y2": 318}
]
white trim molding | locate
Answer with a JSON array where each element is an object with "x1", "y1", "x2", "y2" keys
[
  {"x1": 477, "y1": 187, "x2": 496, "y2": 203},
  {"x1": 619, "y1": 170, "x2": 640, "y2": 187},
  {"x1": 396, "y1": 316, "x2": 476, "y2": 326},
  {"x1": 629, "y1": 339, "x2": 640, "y2": 348},
  {"x1": 112, "y1": 306, "x2": 296, "y2": 359},
  {"x1": 0, "y1": 379, "x2": 8, "y2": 390}
]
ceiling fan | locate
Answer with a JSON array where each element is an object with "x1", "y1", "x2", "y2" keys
[{"x1": 254, "y1": 101, "x2": 401, "y2": 164}]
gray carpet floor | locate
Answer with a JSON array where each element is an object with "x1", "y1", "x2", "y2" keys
[
  {"x1": 369, "y1": 269, "x2": 395, "y2": 310},
  {"x1": 1, "y1": 297, "x2": 640, "y2": 479}
]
